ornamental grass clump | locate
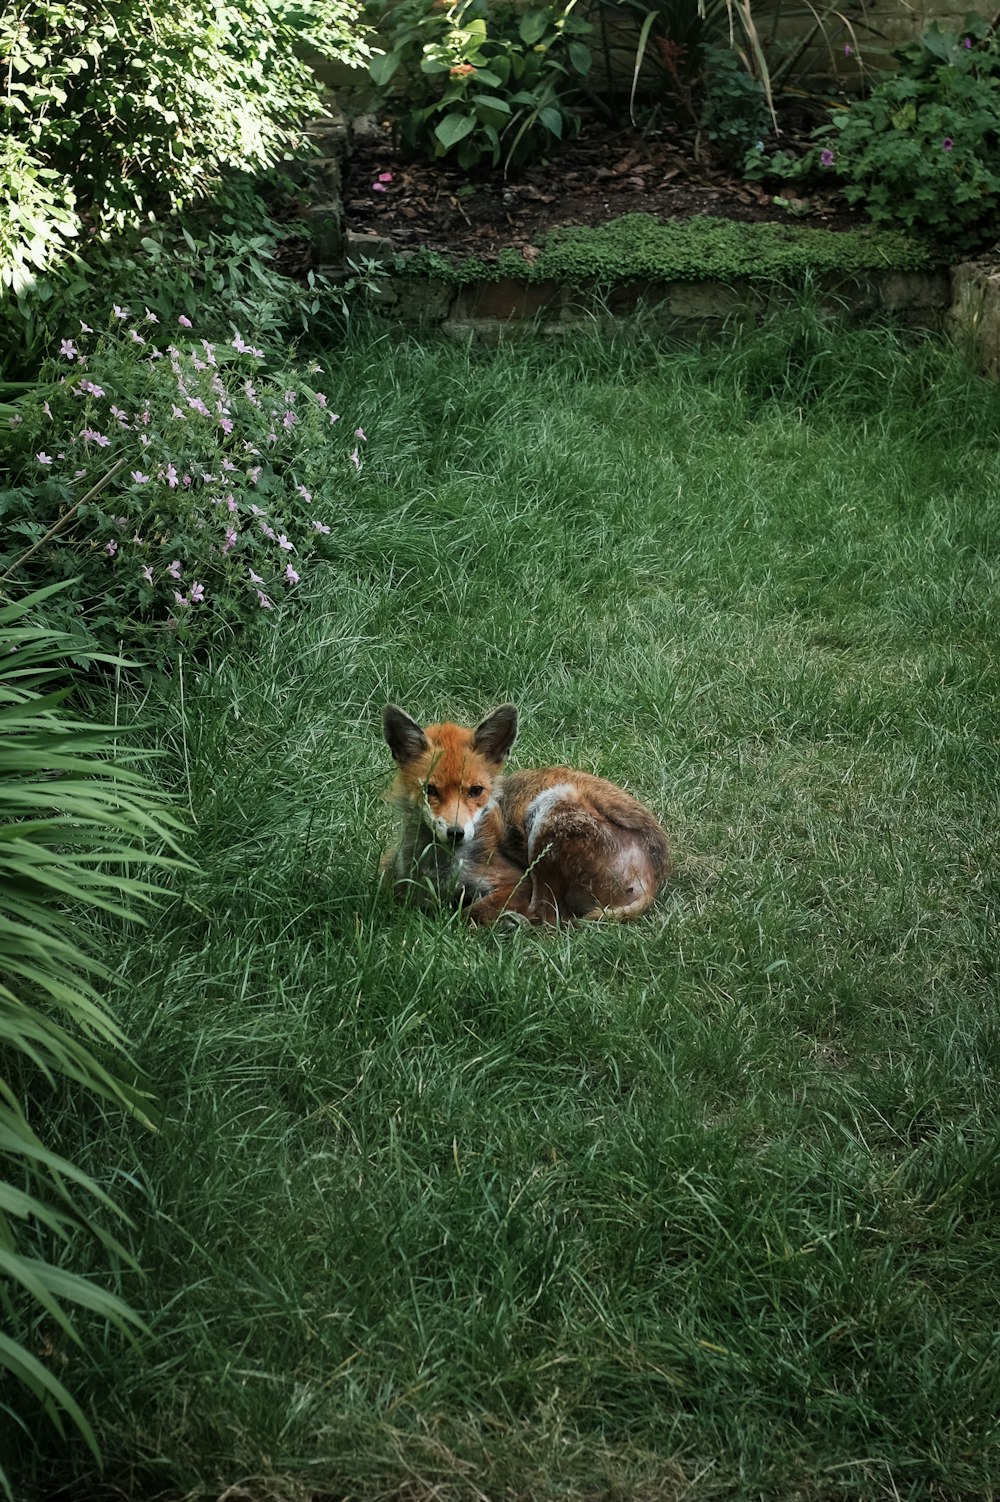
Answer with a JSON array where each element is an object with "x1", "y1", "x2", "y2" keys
[{"x1": 1, "y1": 310, "x2": 369, "y2": 662}]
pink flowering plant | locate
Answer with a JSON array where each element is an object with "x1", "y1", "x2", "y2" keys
[{"x1": 0, "y1": 310, "x2": 364, "y2": 661}]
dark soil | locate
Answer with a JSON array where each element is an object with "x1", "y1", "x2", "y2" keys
[{"x1": 342, "y1": 109, "x2": 869, "y2": 263}]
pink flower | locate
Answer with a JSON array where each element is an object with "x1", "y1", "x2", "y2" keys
[
  {"x1": 78, "y1": 380, "x2": 105, "y2": 397},
  {"x1": 142, "y1": 565, "x2": 153, "y2": 584},
  {"x1": 296, "y1": 485, "x2": 312, "y2": 503},
  {"x1": 351, "y1": 448, "x2": 361, "y2": 471},
  {"x1": 80, "y1": 321, "x2": 93, "y2": 333},
  {"x1": 59, "y1": 339, "x2": 78, "y2": 360},
  {"x1": 131, "y1": 470, "x2": 150, "y2": 483},
  {"x1": 372, "y1": 182, "x2": 387, "y2": 193},
  {"x1": 843, "y1": 42, "x2": 852, "y2": 55},
  {"x1": 379, "y1": 171, "x2": 393, "y2": 184},
  {"x1": 171, "y1": 404, "x2": 185, "y2": 421},
  {"x1": 36, "y1": 452, "x2": 53, "y2": 464},
  {"x1": 355, "y1": 428, "x2": 367, "y2": 441},
  {"x1": 260, "y1": 522, "x2": 276, "y2": 540},
  {"x1": 267, "y1": 432, "x2": 277, "y2": 445},
  {"x1": 220, "y1": 416, "x2": 234, "y2": 435},
  {"x1": 232, "y1": 333, "x2": 250, "y2": 353},
  {"x1": 42, "y1": 401, "x2": 52, "y2": 419},
  {"x1": 106, "y1": 540, "x2": 118, "y2": 557},
  {"x1": 285, "y1": 564, "x2": 300, "y2": 584},
  {"x1": 111, "y1": 405, "x2": 129, "y2": 424},
  {"x1": 312, "y1": 521, "x2": 331, "y2": 534},
  {"x1": 113, "y1": 305, "x2": 128, "y2": 319},
  {"x1": 225, "y1": 494, "x2": 238, "y2": 512},
  {"x1": 144, "y1": 307, "x2": 159, "y2": 323},
  {"x1": 188, "y1": 397, "x2": 210, "y2": 416},
  {"x1": 178, "y1": 314, "x2": 193, "y2": 328},
  {"x1": 189, "y1": 582, "x2": 206, "y2": 603},
  {"x1": 173, "y1": 591, "x2": 189, "y2": 608},
  {"x1": 249, "y1": 569, "x2": 265, "y2": 585},
  {"x1": 248, "y1": 467, "x2": 262, "y2": 485},
  {"x1": 222, "y1": 458, "x2": 238, "y2": 472},
  {"x1": 250, "y1": 503, "x2": 265, "y2": 517},
  {"x1": 315, "y1": 393, "x2": 327, "y2": 408},
  {"x1": 201, "y1": 340, "x2": 216, "y2": 367},
  {"x1": 165, "y1": 463, "x2": 179, "y2": 488},
  {"x1": 223, "y1": 527, "x2": 238, "y2": 553},
  {"x1": 168, "y1": 560, "x2": 182, "y2": 580},
  {"x1": 257, "y1": 591, "x2": 273, "y2": 609},
  {"x1": 129, "y1": 329, "x2": 145, "y2": 345},
  {"x1": 282, "y1": 411, "x2": 297, "y2": 429},
  {"x1": 284, "y1": 390, "x2": 297, "y2": 404},
  {"x1": 277, "y1": 534, "x2": 294, "y2": 551},
  {"x1": 80, "y1": 429, "x2": 110, "y2": 446}
]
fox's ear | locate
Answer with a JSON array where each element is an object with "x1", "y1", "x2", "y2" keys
[
  {"x1": 383, "y1": 705, "x2": 429, "y2": 764},
  {"x1": 473, "y1": 703, "x2": 518, "y2": 765}
]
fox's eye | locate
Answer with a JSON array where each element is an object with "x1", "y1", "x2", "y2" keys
[
  {"x1": 425, "y1": 783, "x2": 440, "y2": 801},
  {"x1": 468, "y1": 784, "x2": 484, "y2": 798}
]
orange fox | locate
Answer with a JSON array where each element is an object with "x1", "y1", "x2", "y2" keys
[{"x1": 382, "y1": 704, "x2": 669, "y2": 925}]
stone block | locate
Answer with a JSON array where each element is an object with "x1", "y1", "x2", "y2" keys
[{"x1": 450, "y1": 278, "x2": 562, "y2": 321}]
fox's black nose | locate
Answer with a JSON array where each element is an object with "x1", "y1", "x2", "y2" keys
[{"x1": 445, "y1": 827, "x2": 465, "y2": 844}]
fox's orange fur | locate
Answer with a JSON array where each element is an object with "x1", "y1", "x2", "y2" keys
[{"x1": 382, "y1": 704, "x2": 669, "y2": 925}]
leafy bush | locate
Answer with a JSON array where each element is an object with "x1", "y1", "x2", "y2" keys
[
  {"x1": 0, "y1": 0, "x2": 370, "y2": 336},
  {"x1": 699, "y1": 44, "x2": 770, "y2": 165},
  {"x1": 0, "y1": 311, "x2": 370, "y2": 663},
  {"x1": 0, "y1": 178, "x2": 346, "y2": 381},
  {"x1": 0, "y1": 585, "x2": 185, "y2": 1491},
  {"x1": 367, "y1": 0, "x2": 593, "y2": 169},
  {"x1": 750, "y1": 19, "x2": 1000, "y2": 250}
]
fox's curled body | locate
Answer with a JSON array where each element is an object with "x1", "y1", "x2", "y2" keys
[{"x1": 382, "y1": 704, "x2": 669, "y2": 925}]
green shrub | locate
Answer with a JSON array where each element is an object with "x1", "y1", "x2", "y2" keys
[
  {"x1": 0, "y1": 0, "x2": 370, "y2": 334},
  {"x1": 367, "y1": 0, "x2": 593, "y2": 169},
  {"x1": 699, "y1": 44, "x2": 770, "y2": 165},
  {"x1": 0, "y1": 311, "x2": 371, "y2": 663},
  {"x1": 750, "y1": 19, "x2": 1000, "y2": 251},
  {"x1": 0, "y1": 178, "x2": 346, "y2": 381},
  {"x1": 0, "y1": 585, "x2": 185, "y2": 1491}
]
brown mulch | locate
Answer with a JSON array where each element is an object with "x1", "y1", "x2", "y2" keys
[{"x1": 342, "y1": 112, "x2": 869, "y2": 263}]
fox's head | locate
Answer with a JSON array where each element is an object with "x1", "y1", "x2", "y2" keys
[{"x1": 383, "y1": 704, "x2": 518, "y2": 847}]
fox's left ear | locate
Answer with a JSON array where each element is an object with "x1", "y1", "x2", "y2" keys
[{"x1": 473, "y1": 703, "x2": 518, "y2": 765}]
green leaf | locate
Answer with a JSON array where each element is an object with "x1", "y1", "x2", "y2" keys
[
  {"x1": 519, "y1": 8, "x2": 548, "y2": 45},
  {"x1": 434, "y1": 112, "x2": 476, "y2": 149}
]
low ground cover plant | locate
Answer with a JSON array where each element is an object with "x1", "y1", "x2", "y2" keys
[
  {"x1": 0, "y1": 311, "x2": 369, "y2": 662},
  {"x1": 750, "y1": 18, "x2": 1000, "y2": 250},
  {"x1": 8, "y1": 315, "x2": 1000, "y2": 1501}
]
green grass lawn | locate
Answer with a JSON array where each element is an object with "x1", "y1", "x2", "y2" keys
[{"x1": 24, "y1": 312, "x2": 1000, "y2": 1501}]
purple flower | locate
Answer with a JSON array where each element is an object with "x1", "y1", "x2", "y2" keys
[
  {"x1": 36, "y1": 452, "x2": 53, "y2": 465},
  {"x1": 296, "y1": 485, "x2": 312, "y2": 503},
  {"x1": 843, "y1": 42, "x2": 852, "y2": 56},
  {"x1": 171, "y1": 404, "x2": 186, "y2": 421},
  {"x1": 80, "y1": 428, "x2": 110, "y2": 447},
  {"x1": 106, "y1": 540, "x2": 118, "y2": 557},
  {"x1": 223, "y1": 527, "x2": 238, "y2": 554},
  {"x1": 312, "y1": 520, "x2": 331, "y2": 534},
  {"x1": 256, "y1": 591, "x2": 273, "y2": 610},
  {"x1": 355, "y1": 428, "x2": 367, "y2": 441},
  {"x1": 820, "y1": 148, "x2": 835, "y2": 167},
  {"x1": 174, "y1": 591, "x2": 189, "y2": 608},
  {"x1": 277, "y1": 534, "x2": 294, "y2": 552},
  {"x1": 285, "y1": 564, "x2": 300, "y2": 584},
  {"x1": 189, "y1": 582, "x2": 206, "y2": 603},
  {"x1": 178, "y1": 314, "x2": 193, "y2": 328},
  {"x1": 168, "y1": 560, "x2": 182, "y2": 580},
  {"x1": 225, "y1": 494, "x2": 238, "y2": 512},
  {"x1": 129, "y1": 329, "x2": 145, "y2": 345},
  {"x1": 144, "y1": 307, "x2": 159, "y2": 323},
  {"x1": 249, "y1": 569, "x2": 265, "y2": 585},
  {"x1": 284, "y1": 390, "x2": 297, "y2": 404},
  {"x1": 131, "y1": 470, "x2": 150, "y2": 484},
  {"x1": 113, "y1": 304, "x2": 128, "y2": 319},
  {"x1": 142, "y1": 565, "x2": 154, "y2": 584},
  {"x1": 964, "y1": 35, "x2": 972, "y2": 47},
  {"x1": 59, "y1": 339, "x2": 78, "y2": 360},
  {"x1": 315, "y1": 393, "x2": 327, "y2": 409},
  {"x1": 282, "y1": 410, "x2": 297, "y2": 429},
  {"x1": 165, "y1": 463, "x2": 179, "y2": 488},
  {"x1": 943, "y1": 137, "x2": 954, "y2": 151},
  {"x1": 220, "y1": 416, "x2": 234, "y2": 435}
]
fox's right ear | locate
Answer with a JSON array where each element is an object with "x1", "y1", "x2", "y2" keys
[{"x1": 383, "y1": 705, "x2": 429, "y2": 764}]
